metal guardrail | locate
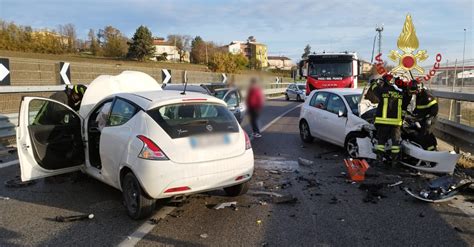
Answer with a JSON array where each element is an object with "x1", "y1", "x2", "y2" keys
[
  {"x1": 0, "y1": 84, "x2": 288, "y2": 140},
  {"x1": 431, "y1": 89, "x2": 474, "y2": 153}
]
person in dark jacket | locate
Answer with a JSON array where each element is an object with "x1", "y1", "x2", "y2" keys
[
  {"x1": 414, "y1": 86, "x2": 438, "y2": 150},
  {"x1": 371, "y1": 74, "x2": 403, "y2": 164},
  {"x1": 34, "y1": 84, "x2": 87, "y2": 125},
  {"x1": 246, "y1": 78, "x2": 264, "y2": 138}
]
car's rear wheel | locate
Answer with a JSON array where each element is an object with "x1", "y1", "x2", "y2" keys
[
  {"x1": 285, "y1": 94, "x2": 289, "y2": 101},
  {"x1": 122, "y1": 172, "x2": 155, "y2": 220},
  {"x1": 299, "y1": 120, "x2": 314, "y2": 143},
  {"x1": 224, "y1": 181, "x2": 249, "y2": 197}
]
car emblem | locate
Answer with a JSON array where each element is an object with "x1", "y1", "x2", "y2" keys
[{"x1": 206, "y1": 124, "x2": 213, "y2": 132}]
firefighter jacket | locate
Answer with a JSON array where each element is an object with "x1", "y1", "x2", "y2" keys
[
  {"x1": 373, "y1": 83, "x2": 404, "y2": 126},
  {"x1": 414, "y1": 89, "x2": 438, "y2": 119}
]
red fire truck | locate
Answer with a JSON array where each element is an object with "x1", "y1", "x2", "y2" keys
[{"x1": 299, "y1": 52, "x2": 360, "y2": 95}]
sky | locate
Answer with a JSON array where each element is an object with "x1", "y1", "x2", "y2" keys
[{"x1": 1, "y1": 0, "x2": 473, "y2": 65}]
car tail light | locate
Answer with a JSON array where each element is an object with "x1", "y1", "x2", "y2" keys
[
  {"x1": 244, "y1": 131, "x2": 251, "y2": 150},
  {"x1": 137, "y1": 135, "x2": 168, "y2": 160},
  {"x1": 164, "y1": 186, "x2": 191, "y2": 193}
]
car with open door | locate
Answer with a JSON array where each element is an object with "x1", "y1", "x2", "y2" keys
[{"x1": 17, "y1": 71, "x2": 254, "y2": 219}]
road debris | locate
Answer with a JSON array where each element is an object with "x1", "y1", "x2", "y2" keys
[
  {"x1": 359, "y1": 183, "x2": 386, "y2": 203},
  {"x1": 404, "y1": 175, "x2": 473, "y2": 203},
  {"x1": 388, "y1": 181, "x2": 403, "y2": 187},
  {"x1": 213, "y1": 201, "x2": 237, "y2": 210},
  {"x1": 344, "y1": 159, "x2": 370, "y2": 182},
  {"x1": 272, "y1": 194, "x2": 297, "y2": 204},
  {"x1": 200, "y1": 233, "x2": 209, "y2": 239},
  {"x1": 256, "y1": 219, "x2": 262, "y2": 225},
  {"x1": 256, "y1": 181, "x2": 264, "y2": 187},
  {"x1": 149, "y1": 218, "x2": 161, "y2": 225},
  {"x1": 298, "y1": 157, "x2": 314, "y2": 167},
  {"x1": 55, "y1": 214, "x2": 94, "y2": 222},
  {"x1": 249, "y1": 191, "x2": 284, "y2": 197}
]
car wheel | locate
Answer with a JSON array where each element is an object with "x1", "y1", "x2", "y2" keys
[
  {"x1": 285, "y1": 94, "x2": 289, "y2": 101},
  {"x1": 299, "y1": 120, "x2": 314, "y2": 143},
  {"x1": 296, "y1": 95, "x2": 301, "y2": 101},
  {"x1": 122, "y1": 172, "x2": 156, "y2": 220},
  {"x1": 224, "y1": 181, "x2": 249, "y2": 197},
  {"x1": 345, "y1": 132, "x2": 365, "y2": 158}
]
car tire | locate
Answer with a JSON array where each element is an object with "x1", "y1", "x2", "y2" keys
[
  {"x1": 296, "y1": 95, "x2": 301, "y2": 101},
  {"x1": 344, "y1": 132, "x2": 365, "y2": 158},
  {"x1": 224, "y1": 181, "x2": 249, "y2": 197},
  {"x1": 285, "y1": 94, "x2": 289, "y2": 101},
  {"x1": 122, "y1": 172, "x2": 156, "y2": 220},
  {"x1": 299, "y1": 120, "x2": 314, "y2": 143}
]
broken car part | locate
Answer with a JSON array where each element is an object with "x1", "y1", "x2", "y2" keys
[
  {"x1": 404, "y1": 175, "x2": 474, "y2": 203},
  {"x1": 55, "y1": 214, "x2": 94, "y2": 222}
]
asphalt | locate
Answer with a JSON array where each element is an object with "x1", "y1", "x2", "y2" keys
[{"x1": 0, "y1": 97, "x2": 473, "y2": 246}]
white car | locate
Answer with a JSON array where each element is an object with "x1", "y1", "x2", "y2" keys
[
  {"x1": 285, "y1": 83, "x2": 306, "y2": 101},
  {"x1": 298, "y1": 88, "x2": 367, "y2": 157},
  {"x1": 17, "y1": 71, "x2": 254, "y2": 219}
]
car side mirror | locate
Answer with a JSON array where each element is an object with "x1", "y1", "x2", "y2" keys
[{"x1": 338, "y1": 110, "x2": 347, "y2": 117}]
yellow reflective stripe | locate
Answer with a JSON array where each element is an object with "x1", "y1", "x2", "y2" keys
[
  {"x1": 375, "y1": 117, "x2": 402, "y2": 126},
  {"x1": 416, "y1": 100, "x2": 437, "y2": 109},
  {"x1": 371, "y1": 83, "x2": 377, "y2": 90},
  {"x1": 427, "y1": 146, "x2": 435, "y2": 151},
  {"x1": 397, "y1": 98, "x2": 402, "y2": 120},
  {"x1": 375, "y1": 145, "x2": 385, "y2": 151},
  {"x1": 391, "y1": 149, "x2": 400, "y2": 153},
  {"x1": 382, "y1": 97, "x2": 388, "y2": 118}
]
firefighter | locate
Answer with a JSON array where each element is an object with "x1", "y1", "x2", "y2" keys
[
  {"x1": 371, "y1": 74, "x2": 403, "y2": 165},
  {"x1": 413, "y1": 86, "x2": 438, "y2": 151}
]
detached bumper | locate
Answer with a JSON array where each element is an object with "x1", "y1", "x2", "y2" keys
[{"x1": 129, "y1": 150, "x2": 254, "y2": 198}]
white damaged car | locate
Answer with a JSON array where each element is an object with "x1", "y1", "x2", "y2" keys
[
  {"x1": 17, "y1": 71, "x2": 254, "y2": 219},
  {"x1": 299, "y1": 88, "x2": 459, "y2": 174}
]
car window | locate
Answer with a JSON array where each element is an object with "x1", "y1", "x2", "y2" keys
[
  {"x1": 147, "y1": 103, "x2": 239, "y2": 138},
  {"x1": 297, "y1": 85, "x2": 306, "y2": 90},
  {"x1": 214, "y1": 90, "x2": 228, "y2": 99},
  {"x1": 326, "y1": 94, "x2": 347, "y2": 115},
  {"x1": 30, "y1": 99, "x2": 79, "y2": 126},
  {"x1": 344, "y1": 94, "x2": 361, "y2": 115},
  {"x1": 224, "y1": 91, "x2": 238, "y2": 107},
  {"x1": 309, "y1": 92, "x2": 328, "y2": 109},
  {"x1": 107, "y1": 98, "x2": 138, "y2": 127}
]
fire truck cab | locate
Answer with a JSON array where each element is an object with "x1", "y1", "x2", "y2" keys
[{"x1": 300, "y1": 52, "x2": 360, "y2": 95}]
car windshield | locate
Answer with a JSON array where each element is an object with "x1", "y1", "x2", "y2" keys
[
  {"x1": 309, "y1": 62, "x2": 352, "y2": 77},
  {"x1": 297, "y1": 85, "x2": 306, "y2": 90},
  {"x1": 344, "y1": 94, "x2": 361, "y2": 115},
  {"x1": 147, "y1": 103, "x2": 239, "y2": 138},
  {"x1": 214, "y1": 90, "x2": 229, "y2": 99}
]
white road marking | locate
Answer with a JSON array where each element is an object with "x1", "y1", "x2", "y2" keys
[
  {"x1": 118, "y1": 206, "x2": 176, "y2": 247},
  {"x1": 0, "y1": 159, "x2": 19, "y2": 169},
  {"x1": 261, "y1": 104, "x2": 301, "y2": 133}
]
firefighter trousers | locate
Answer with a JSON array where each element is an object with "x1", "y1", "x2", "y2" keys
[{"x1": 375, "y1": 124, "x2": 401, "y2": 155}]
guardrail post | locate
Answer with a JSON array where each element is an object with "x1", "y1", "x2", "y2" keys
[{"x1": 454, "y1": 100, "x2": 462, "y2": 152}]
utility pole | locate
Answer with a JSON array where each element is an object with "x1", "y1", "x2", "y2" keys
[{"x1": 461, "y1": 28, "x2": 467, "y2": 89}]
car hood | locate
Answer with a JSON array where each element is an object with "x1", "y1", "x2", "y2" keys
[{"x1": 79, "y1": 71, "x2": 161, "y2": 118}]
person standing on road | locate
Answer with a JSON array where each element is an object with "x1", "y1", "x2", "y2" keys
[
  {"x1": 246, "y1": 78, "x2": 264, "y2": 138},
  {"x1": 371, "y1": 74, "x2": 404, "y2": 165},
  {"x1": 413, "y1": 85, "x2": 439, "y2": 151}
]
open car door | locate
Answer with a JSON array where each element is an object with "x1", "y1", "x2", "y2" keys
[{"x1": 17, "y1": 97, "x2": 85, "y2": 181}]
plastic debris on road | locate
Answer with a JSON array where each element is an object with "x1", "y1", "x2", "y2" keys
[
  {"x1": 213, "y1": 201, "x2": 237, "y2": 210},
  {"x1": 55, "y1": 214, "x2": 94, "y2": 222},
  {"x1": 298, "y1": 157, "x2": 314, "y2": 167},
  {"x1": 344, "y1": 159, "x2": 370, "y2": 182},
  {"x1": 200, "y1": 233, "x2": 209, "y2": 239},
  {"x1": 388, "y1": 181, "x2": 403, "y2": 187},
  {"x1": 404, "y1": 175, "x2": 473, "y2": 203}
]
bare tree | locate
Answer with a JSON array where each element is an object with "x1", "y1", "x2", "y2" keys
[
  {"x1": 58, "y1": 23, "x2": 77, "y2": 52},
  {"x1": 167, "y1": 34, "x2": 192, "y2": 62}
]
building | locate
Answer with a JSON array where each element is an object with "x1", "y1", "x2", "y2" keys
[
  {"x1": 222, "y1": 37, "x2": 268, "y2": 68},
  {"x1": 359, "y1": 60, "x2": 373, "y2": 74},
  {"x1": 267, "y1": 56, "x2": 294, "y2": 70},
  {"x1": 152, "y1": 37, "x2": 190, "y2": 62}
]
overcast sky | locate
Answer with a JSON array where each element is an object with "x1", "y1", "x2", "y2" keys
[{"x1": 1, "y1": 0, "x2": 472, "y2": 64}]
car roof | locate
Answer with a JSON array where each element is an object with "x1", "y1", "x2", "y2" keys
[
  {"x1": 316, "y1": 88, "x2": 363, "y2": 95},
  {"x1": 114, "y1": 90, "x2": 225, "y2": 110},
  {"x1": 162, "y1": 84, "x2": 211, "y2": 94}
]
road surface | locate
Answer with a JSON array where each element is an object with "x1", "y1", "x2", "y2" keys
[{"x1": 0, "y1": 98, "x2": 473, "y2": 246}]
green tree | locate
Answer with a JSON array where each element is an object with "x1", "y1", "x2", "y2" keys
[
  {"x1": 191, "y1": 36, "x2": 206, "y2": 64},
  {"x1": 101, "y1": 26, "x2": 128, "y2": 58},
  {"x1": 127, "y1": 25, "x2": 155, "y2": 61},
  {"x1": 208, "y1": 52, "x2": 249, "y2": 73},
  {"x1": 302, "y1": 44, "x2": 311, "y2": 59}
]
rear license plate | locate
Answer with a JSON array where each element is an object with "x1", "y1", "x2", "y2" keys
[{"x1": 190, "y1": 134, "x2": 230, "y2": 149}]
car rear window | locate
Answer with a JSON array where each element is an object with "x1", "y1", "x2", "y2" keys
[{"x1": 147, "y1": 103, "x2": 239, "y2": 138}]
